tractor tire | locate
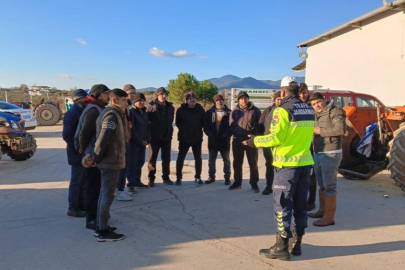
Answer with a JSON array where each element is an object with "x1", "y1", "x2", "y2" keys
[
  {"x1": 35, "y1": 104, "x2": 60, "y2": 126},
  {"x1": 8, "y1": 149, "x2": 36, "y2": 161},
  {"x1": 387, "y1": 126, "x2": 405, "y2": 192}
]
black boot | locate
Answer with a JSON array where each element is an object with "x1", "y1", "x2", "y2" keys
[
  {"x1": 224, "y1": 177, "x2": 231, "y2": 186},
  {"x1": 289, "y1": 230, "x2": 303, "y2": 256},
  {"x1": 259, "y1": 234, "x2": 290, "y2": 261}
]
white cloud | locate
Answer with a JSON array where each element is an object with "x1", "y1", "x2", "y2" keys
[
  {"x1": 60, "y1": 74, "x2": 73, "y2": 79},
  {"x1": 149, "y1": 47, "x2": 196, "y2": 58},
  {"x1": 199, "y1": 55, "x2": 208, "y2": 60},
  {"x1": 76, "y1": 38, "x2": 87, "y2": 46}
]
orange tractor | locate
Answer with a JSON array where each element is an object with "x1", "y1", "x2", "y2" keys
[{"x1": 316, "y1": 90, "x2": 405, "y2": 191}]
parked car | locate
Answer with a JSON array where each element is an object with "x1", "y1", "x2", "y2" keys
[
  {"x1": 0, "y1": 101, "x2": 37, "y2": 130},
  {"x1": 0, "y1": 111, "x2": 37, "y2": 161}
]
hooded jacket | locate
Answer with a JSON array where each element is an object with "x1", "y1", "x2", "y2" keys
[
  {"x1": 204, "y1": 105, "x2": 231, "y2": 150},
  {"x1": 176, "y1": 103, "x2": 205, "y2": 145},
  {"x1": 129, "y1": 106, "x2": 151, "y2": 146},
  {"x1": 229, "y1": 102, "x2": 261, "y2": 140},
  {"x1": 146, "y1": 99, "x2": 174, "y2": 141},
  {"x1": 313, "y1": 100, "x2": 346, "y2": 153}
]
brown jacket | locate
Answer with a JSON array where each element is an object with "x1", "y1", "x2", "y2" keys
[{"x1": 313, "y1": 100, "x2": 347, "y2": 153}]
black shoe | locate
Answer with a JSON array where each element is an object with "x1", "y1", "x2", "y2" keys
[
  {"x1": 195, "y1": 178, "x2": 203, "y2": 185},
  {"x1": 148, "y1": 180, "x2": 155, "y2": 187},
  {"x1": 94, "y1": 226, "x2": 118, "y2": 237},
  {"x1": 262, "y1": 187, "x2": 273, "y2": 195},
  {"x1": 224, "y1": 177, "x2": 231, "y2": 186},
  {"x1": 175, "y1": 179, "x2": 182, "y2": 186},
  {"x1": 97, "y1": 230, "x2": 125, "y2": 242},
  {"x1": 228, "y1": 183, "x2": 242, "y2": 190},
  {"x1": 205, "y1": 177, "x2": 215, "y2": 184},
  {"x1": 289, "y1": 230, "x2": 303, "y2": 256},
  {"x1": 259, "y1": 234, "x2": 290, "y2": 261},
  {"x1": 67, "y1": 208, "x2": 87, "y2": 218},
  {"x1": 134, "y1": 183, "x2": 148, "y2": 188},
  {"x1": 307, "y1": 202, "x2": 316, "y2": 211},
  {"x1": 251, "y1": 185, "x2": 260, "y2": 193},
  {"x1": 86, "y1": 220, "x2": 97, "y2": 231},
  {"x1": 163, "y1": 179, "x2": 173, "y2": 185}
]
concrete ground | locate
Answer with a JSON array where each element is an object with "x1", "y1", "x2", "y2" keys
[{"x1": 1, "y1": 123, "x2": 405, "y2": 270}]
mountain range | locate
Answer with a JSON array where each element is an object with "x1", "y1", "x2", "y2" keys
[
  {"x1": 138, "y1": 75, "x2": 305, "y2": 92},
  {"x1": 207, "y1": 75, "x2": 305, "y2": 90}
]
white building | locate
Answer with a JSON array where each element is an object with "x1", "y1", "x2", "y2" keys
[{"x1": 295, "y1": 0, "x2": 405, "y2": 106}]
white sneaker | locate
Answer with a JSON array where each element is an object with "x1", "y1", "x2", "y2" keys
[{"x1": 115, "y1": 191, "x2": 133, "y2": 201}]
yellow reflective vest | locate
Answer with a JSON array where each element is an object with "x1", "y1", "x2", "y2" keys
[{"x1": 254, "y1": 95, "x2": 315, "y2": 168}]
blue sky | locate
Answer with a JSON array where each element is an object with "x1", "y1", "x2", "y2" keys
[{"x1": 0, "y1": 0, "x2": 383, "y2": 90}]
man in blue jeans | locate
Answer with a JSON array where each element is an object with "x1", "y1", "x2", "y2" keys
[
  {"x1": 63, "y1": 89, "x2": 89, "y2": 217},
  {"x1": 204, "y1": 94, "x2": 231, "y2": 185},
  {"x1": 309, "y1": 92, "x2": 346, "y2": 227}
]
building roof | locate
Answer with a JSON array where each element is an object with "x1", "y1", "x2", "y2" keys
[{"x1": 297, "y1": 0, "x2": 405, "y2": 48}]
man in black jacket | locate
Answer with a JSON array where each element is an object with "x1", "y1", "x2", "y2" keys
[
  {"x1": 74, "y1": 84, "x2": 111, "y2": 230},
  {"x1": 146, "y1": 87, "x2": 175, "y2": 187},
  {"x1": 229, "y1": 91, "x2": 261, "y2": 192},
  {"x1": 175, "y1": 91, "x2": 205, "y2": 185},
  {"x1": 258, "y1": 91, "x2": 282, "y2": 195},
  {"x1": 63, "y1": 89, "x2": 88, "y2": 217},
  {"x1": 204, "y1": 94, "x2": 231, "y2": 185},
  {"x1": 126, "y1": 93, "x2": 151, "y2": 190},
  {"x1": 91, "y1": 88, "x2": 128, "y2": 242}
]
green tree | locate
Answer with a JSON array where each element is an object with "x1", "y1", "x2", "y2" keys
[
  {"x1": 196, "y1": 80, "x2": 218, "y2": 106},
  {"x1": 168, "y1": 73, "x2": 199, "y2": 104}
]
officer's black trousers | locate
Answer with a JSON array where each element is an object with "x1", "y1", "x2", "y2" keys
[{"x1": 273, "y1": 166, "x2": 311, "y2": 238}]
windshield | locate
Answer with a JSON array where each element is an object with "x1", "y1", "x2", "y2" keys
[{"x1": 0, "y1": 102, "x2": 21, "y2": 110}]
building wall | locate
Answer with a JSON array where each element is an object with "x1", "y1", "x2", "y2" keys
[{"x1": 305, "y1": 10, "x2": 405, "y2": 106}]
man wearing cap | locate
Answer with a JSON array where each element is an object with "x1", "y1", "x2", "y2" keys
[
  {"x1": 124, "y1": 93, "x2": 151, "y2": 190},
  {"x1": 229, "y1": 91, "x2": 261, "y2": 192},
  {"x1": 203, "y1": 94, "x2": 232, "y2": 185},
  {"x1": 257, "y1": 91, "x2": 282, "y2": 195},
  {"x1": 146, "y1": 87, "x2": 175, "y2": 186},
  {"x1": 74, "y1": 84, "x2": 111, "y2": 230},
  {"x1": 244, "y1": 77, "x2": 315, "y2": 260},
  {"x1": 175, "y1": 91, "x2": 205, "y2": 185},
  {"x1": 115, "y1": 84, "x2": 138, "y2": 202},
  {"x1": 63, "y1": 89, "x2": 88, "y2": 218}
]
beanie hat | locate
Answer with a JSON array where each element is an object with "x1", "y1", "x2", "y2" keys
[
  {"x1": 237, "y1": 91, "x2": 249, "y2": 100},
  {"x1": 123, "y1": 84, "x2": 136, "y2": 93},
  {"x1": 280, "y1": 76, "x2": 297, "y2": 87},
  {"x1": 213, "y1": 94, "x2": 224, "y2": 102},
  {"x1": 72, "y1": 89, "x2": 88, "y2": 102},
  {"x1": 90, "y1": 84, "x2": 110, "y2": 98},
  {"x1": 186, "y1": 91, "x2": 197, "y2": 101},
  {"x1": 273, "y1": 91, "x2": 282, "y2": 100},
  {"x1": 156, "y1": 87, "x2": 167, "y2": 96},
  {"x1": 133, "y1": 93, "x2": 146, "y2": 103}
]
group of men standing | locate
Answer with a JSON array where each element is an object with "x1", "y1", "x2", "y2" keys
[{"x1": 62, "y1": 77, "x2": 346, "y2": 256}]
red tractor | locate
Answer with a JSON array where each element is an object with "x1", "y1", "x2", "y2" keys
[{"x1": 316, "y1": 90, "x2": 405, "y2": 191}]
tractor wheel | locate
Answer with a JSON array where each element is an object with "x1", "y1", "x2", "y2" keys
[
  {"x1": 8, "y1": 150, "x2": 36, "y2": 161},
  {"x1": 387, "y1": 126, "x2": 405, "y2": 192},
  {"x1": 35, "y1": 104, "x2": 61, "y2": 126}
]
